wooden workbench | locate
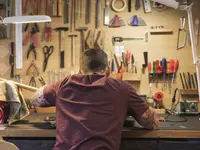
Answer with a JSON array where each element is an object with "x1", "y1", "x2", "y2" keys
[
  {"x1": 0, "y1": 113, "x2": 200, "y2": 139},
  {"x1": 1, "y1": 113, "x2": 200, "y2": 150}
]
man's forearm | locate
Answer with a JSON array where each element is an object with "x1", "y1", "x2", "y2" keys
[
  {"x1": 30, "y1": 86, "x2": 52, "y2": 107},
  {"x1": 136, "y1": 107, "x2": 159, "y2": 130}
]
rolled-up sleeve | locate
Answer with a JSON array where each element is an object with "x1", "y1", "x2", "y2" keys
[{"x1": 31, "y1": 81, "x2": 61, "y2": 107}]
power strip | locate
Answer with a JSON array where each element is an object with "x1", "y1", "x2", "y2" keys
[{"x1": 143, "y1": 0, "x2": 152, "y2": 13}]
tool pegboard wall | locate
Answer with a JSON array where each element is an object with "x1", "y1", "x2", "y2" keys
[{"x1": 1, "y1": 0, "x2": 200, "y2": 111}]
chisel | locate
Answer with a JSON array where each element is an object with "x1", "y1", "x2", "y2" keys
[
  {"x1": 194, "y1": 73, "x2": 198, "y2": 89},
  {"x1": 188, "y1": 72, "x2": 192, "y2": 89},
  {"x1": 183, "y1": 72, "x2": 189, "y2": 89},
  {"x1": 104, "y1": 0, "x2": 109, "y2": 25},
  {"x1": 135, "y1": 0, "x2": 141, "y2": 10},
  {"x1": 114, "y1": 54, "x2": 119, "y2": 69},
  {"x1": 128, "y1": 0, "x2": 131, "y2": 12},
  {"x1": 179, "y1": 73, "x2": 185, "y2": 89},
  {"x1": 191, "y1": 74, "x2": 196, "y2": 89}
]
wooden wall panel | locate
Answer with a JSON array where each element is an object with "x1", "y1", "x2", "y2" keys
[{"x1": 0, "y1": 0, "x2": 200, "y2": 112}]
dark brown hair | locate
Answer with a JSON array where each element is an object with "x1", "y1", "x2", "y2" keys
[{"x1": 82, "y1": 48, "x2": 108, "y2": 73}]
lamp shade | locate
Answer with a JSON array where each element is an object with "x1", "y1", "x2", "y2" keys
[
  {"x1": 3, "y1": 15, "x2": 51, "y2": 24},
  {"x1": 154, "y1": 0, "x2": 179, "y2": 9}
]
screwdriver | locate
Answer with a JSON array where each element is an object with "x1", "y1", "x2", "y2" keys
[
  {"x1": 148, "y1": 62, "x2": 152, "y2": 81},
  {"x1": 167, "y1": 61, "x2": 171, "y2": 93},
  {"x1": 132, "y1": 55, "x2": 135, "y2": 73},
  {"x1": 171, "y1": 59, "x2": 179, "y2": 90},
  {"x1": 111, "y1": 59, "x2": 115, "y2": 73},
  {"x1": 161, "y1": 58, "x2": 167, "y2": 90},
  {"x1": 156, "y1": 60, "x2": 160, "y2": 88},
  {"x1": 153, "y1": 61, "x2": 156, "y2": 83}
]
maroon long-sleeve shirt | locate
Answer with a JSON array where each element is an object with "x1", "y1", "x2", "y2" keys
[{"x1": 32, "y1": 74, "x2": 149, "y2": 150}]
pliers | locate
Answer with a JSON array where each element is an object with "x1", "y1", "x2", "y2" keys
[
  {"x1": 27, "y1": 43, "x2": 37, "y2": 60},
  {"x1": 26, "y1": 60, "x2": 39, "y2": 76},
  {"x1": 23, "y1": 27, "x2": 38, "y2": 47},
  {"x1": 24, "y1": 13, "x2": 40, "y2": 32}
]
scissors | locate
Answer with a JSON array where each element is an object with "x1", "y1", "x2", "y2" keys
[{"x1": 43, "y1": 46, "x2": 54, "y2": 72}]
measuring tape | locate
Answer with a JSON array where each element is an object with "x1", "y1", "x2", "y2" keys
[
  {"x1": 154, "y1": 92, "x2": 164, "y2": 102},
  {"x1": 111, "y1": 0, "x2": 127, "y2": 12}
]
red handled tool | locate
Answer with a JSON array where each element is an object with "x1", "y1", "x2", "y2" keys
[
  {"x1": 44, "y1": 22, "x2": 52, "y2": 42},
  {"x1": 171, "y1": 59, "x2": 179, "y2": 86},
  {"x1": 23, "y1": 27, "x2": 38, "y2": 47},
  {"x1": 156, "y1": 60, "x2": 160, "y2": 87}
]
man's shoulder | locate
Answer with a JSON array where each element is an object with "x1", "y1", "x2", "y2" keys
[{"x1": 106, "y1": 76, "x2": 130, "y2": 88}]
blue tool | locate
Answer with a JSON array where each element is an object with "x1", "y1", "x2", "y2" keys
[
  {"x1": 43, "y1": 46, "x2": 54, "y2": 72},
  {"x1": 131, "y1": 15, "x2": 138, "y2": 26}
]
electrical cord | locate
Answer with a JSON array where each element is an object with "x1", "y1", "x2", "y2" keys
[
  {"x1": 111, "y1": 0, "x2": 127, "y2": 12},
  {"x1": 164, "y1": 88, "x2": 188, "y2": 123}
]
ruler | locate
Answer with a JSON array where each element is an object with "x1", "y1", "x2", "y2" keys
[
  {"x1": 15, "y1": 0, "x2": 23, "y2": 69},
  {"x1": 143, "y1": 0, "x2": 152, "y2": 13}
]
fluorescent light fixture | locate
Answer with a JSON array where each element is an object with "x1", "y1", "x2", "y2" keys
[
  {"x1": 3, "y1": 15, "x2": 51, "y2": 24},
  {"x1": 153, "y1": 0, "x2": 179, "y2": 9}
]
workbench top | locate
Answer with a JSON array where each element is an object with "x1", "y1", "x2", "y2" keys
[{"x1": 1, "y1": 113, "x2": 200, "y2": 139}]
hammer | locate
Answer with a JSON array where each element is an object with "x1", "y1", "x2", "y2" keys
[
  {"x1": 75, "y1": 27, "x2": 88, "y2": 52},
  {"x1": 68, "y1": 34, "x2": 78, "y2": 67},
  {"x1": 55, "y1": 27, "x2": 69, "y2": 68}
]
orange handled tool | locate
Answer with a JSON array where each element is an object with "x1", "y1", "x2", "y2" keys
[
  {"x1": 171, "y1": 59, "x2": 179, "y2": 89},
  {"x1": 148, "y1": 62, "x2": 151, "y2": 73}
]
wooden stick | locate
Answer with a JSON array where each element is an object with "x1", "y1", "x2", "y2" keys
[{"x1": 0, "y1": 78, "x2": 38, "y2": 92}]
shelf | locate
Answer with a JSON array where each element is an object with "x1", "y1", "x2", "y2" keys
[
  {"x1": 110, "y1": 73, "x2": 141, "y2": 82},
  {"x1": 180, "y1": 89, "x2": 199, "y2": 101},
  {"x1": 181, "y1": 89, "x2": 198, "y2": 96}
]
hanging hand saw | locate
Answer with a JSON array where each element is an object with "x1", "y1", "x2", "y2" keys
[{"x1": 177, "y1": 16, "x2": 187, "y2": 50}]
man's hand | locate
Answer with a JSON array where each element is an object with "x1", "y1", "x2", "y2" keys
[{"x1": 136, "y1": 107, "x2": 159, "y2": 130}]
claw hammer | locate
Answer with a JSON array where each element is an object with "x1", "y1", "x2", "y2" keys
[
  {"x1": 68, "y1": 34, "x2": 78, "y2": 67},
  {"x1": 55, "y1": 27, "x2": 69, "y2": 68},
  {"x1": 75, "y1": 27, "x2": 88, "y2": 52}
]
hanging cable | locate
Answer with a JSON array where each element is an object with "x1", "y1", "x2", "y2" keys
[
  {"x1": 111, "y1": 0, "x2": 127, "y2": 12},
  {"x1": 164, "y1": 88, "x2": 187, "y2": 122}
]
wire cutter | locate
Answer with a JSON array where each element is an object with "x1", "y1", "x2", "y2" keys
[
  {"x1": 29, "y1": 72, "x2": 37, "y2": 87},
  {"x1": 38, "y1": 77, "x2": 46, "y2": 86},
  {"x1": 27, "y1": 43, "x2": 37, "y2": 60},
  {"x1": 26, "y1": 60, "x2": 39, "y2": 76}
]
